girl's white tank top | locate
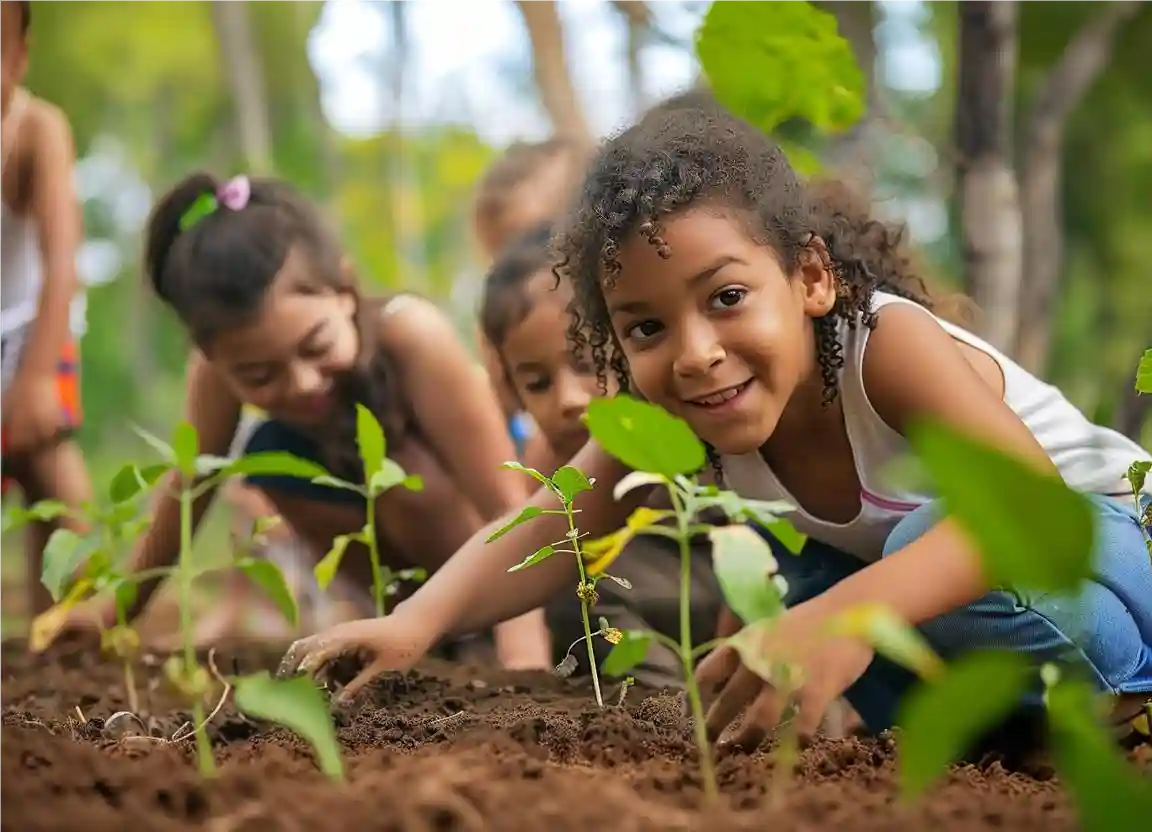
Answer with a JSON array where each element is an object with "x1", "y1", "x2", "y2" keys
[{"x1": 719, "y1": 291, "x2": 1151, "y2": 562}]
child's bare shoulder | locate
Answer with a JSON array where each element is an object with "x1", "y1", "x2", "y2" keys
[{"x1": 375, "y1": 294, "x2": 459, "y2": 357}]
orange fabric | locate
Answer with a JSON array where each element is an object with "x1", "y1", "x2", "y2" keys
[{"x1": 1, "y1": 339, "x2": 82, "y2": 494}]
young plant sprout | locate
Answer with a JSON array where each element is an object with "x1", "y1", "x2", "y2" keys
[
  {"x1": 1129, "y1": 349, "x2": 1151, "y2": 558},
  {"x1": 32, "y1": 422, "x2": 346, "y2": 778},
  {"x1": 568, "y1": 394, "x2": 808, "y2": 803},
  {"x1": 487, "y1": 460, "x2": 621, "y2": 708},
  {"x1": 310, "y1": 404, "x2": 425, "y2": 617}
]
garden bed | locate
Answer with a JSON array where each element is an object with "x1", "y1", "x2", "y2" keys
[{"x1": 2, "y1": 640, "x2": 1146, "y2": 831}]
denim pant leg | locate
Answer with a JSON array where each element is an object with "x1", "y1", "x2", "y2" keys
[
  {"x1": 889, "y1": 496, "x2": 1152, "y2": 700},
  {"x1": 759, "y1": 493, "x2": 1152, "y2": 732}
]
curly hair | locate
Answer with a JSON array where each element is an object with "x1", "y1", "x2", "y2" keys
[{"x1": 555, "y1": 94, "x2": 944, "y2": 412}]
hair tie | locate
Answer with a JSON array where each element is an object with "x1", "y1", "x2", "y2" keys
[{"x1": 178, "y1": 175, "x2": 252, "y2": 231}]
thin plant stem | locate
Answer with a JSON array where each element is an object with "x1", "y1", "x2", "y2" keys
[
  {"x1": 114, "y1": 602, "x2": 140, "y2": 715},
  {"x1": 564, "y1": 501, "x2": 604, "y2": 709},
  {"x1": 179, "y1": 480, "x2": 215, "y2": 776},
  {"x1": 365, "y1": 496, "x2": 385, "y2": 617},
  {"x1": 669, "y1": 486, "x2": 718, "y2": 804}
]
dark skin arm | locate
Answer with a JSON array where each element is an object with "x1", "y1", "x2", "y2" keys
[
  {"x1": 4, "y1": 105, "x2": 82, "y2": 452},
  {"x1": 277, "y1": 438, "x2": 644, "y2": 698},
  {"x1": 698, "y1": 302, "x2": 1061, "y2": 747},
  {"x1": 378, "y1": 297, "x2": 552, "y2": 666}
]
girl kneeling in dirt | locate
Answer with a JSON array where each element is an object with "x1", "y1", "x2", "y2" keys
[
  {"x1": 479, "y1": 221, "x2": 726, "y2": 689},
  {"x1": 44, "y1": 171, "x2": 552, "y2": 671},
  {"x1": 278, "y1": 97, "x2": 1152, "y2": 746}
]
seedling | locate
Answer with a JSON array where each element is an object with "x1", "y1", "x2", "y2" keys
[
  {"x1": 487, "y1": 461, "x2": 620, "y2": 708},
  {"x1": 538, "y1": 394, "x2": 810, "y2": 804},
  {"x1": 1130, "y1": 348, "x2": 1151, "y2": 558},
  {"x1": 310, "y1": 404, "x2": 425, "y2": 616},
  {"x1": 31, "y1": 422, "x2": 345, "y2": 778}
]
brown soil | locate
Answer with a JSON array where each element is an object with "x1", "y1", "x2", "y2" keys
[{"x1": 2, "y1": 640, "x2": 1147, "y2": 831}]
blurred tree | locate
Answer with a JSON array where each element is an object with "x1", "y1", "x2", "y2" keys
[
  {"x1": 210, "y1": 0, "x2": 273, "y2": 175},
  {"x1": 514, "y1": 0, "x2": 593, "y2": 149},
  {"x1": 612, "y1": 1, "x2": 651, "y2": 113}
]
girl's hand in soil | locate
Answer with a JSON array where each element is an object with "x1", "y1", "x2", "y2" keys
[
  {"x1": 695, "y1": 601, "x2": 875, "y2": 751},
  {"x1": 277, "y1": 615, "x2": 435, "y2": 704}
]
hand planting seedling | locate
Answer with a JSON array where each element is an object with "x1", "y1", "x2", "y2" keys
[
  {"x1": 486, "y1": 460, "x2": 622, "y2": 708},
  {"x1": 538, "y1": 394, "x2": 809, "y2": 803},
  {"x1": 310, "y1": 404, "x2": 425, "y2": 616}
]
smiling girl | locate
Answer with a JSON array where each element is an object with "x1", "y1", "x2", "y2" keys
[
  {"x1": 42, "y1": 171, "x2": 551, "y2": 669},
  {"x1": 279, "y1": 97, "x2": 1151, "y2": 745}
]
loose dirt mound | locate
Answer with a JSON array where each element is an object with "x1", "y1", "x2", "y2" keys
[{"x1": 3, "y1": 641, "x2": 1144, "y2": 831}]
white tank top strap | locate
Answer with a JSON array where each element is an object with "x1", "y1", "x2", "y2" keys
[{"x1": 721, "y1": 290, "x2": 1151, "y2": 562}]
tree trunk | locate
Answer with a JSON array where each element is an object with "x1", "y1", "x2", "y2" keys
[
  {"x1": 955, "y1": 1, "x2": 1022, "y2": 352},
  {"x1": 514, "y1": 0, "x2": 593, "y2": 149},
  {"x1": 1014, "y1": 1, "x2": 1143, "y2": 375},
  {"x1": 209, "y1": 0, "x2": 273, "y2": 174}
]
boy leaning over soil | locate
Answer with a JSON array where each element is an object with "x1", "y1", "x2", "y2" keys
[{"x1": 1, "y1": 0, "x2": 95, "y2": 618}]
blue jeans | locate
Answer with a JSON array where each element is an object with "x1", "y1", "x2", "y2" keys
[{"x1": 757, "y1": 495, "x2": 1152, "y2": 732}]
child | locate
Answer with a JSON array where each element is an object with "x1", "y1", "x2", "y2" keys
[
  {"x1": 42, "y1": 171, "x2": 552, "y2": 670},
  {"x1": 480, "y1": 221, "x2": 723, "y2": 688},
  {"x1": 1, "y1": 0, "x2": 95, "y2": 618},
  {"x1": 278, "y1": 95, "x2": 1152, "y2": 748},
  {"x1": 472, "y1": 137, "x2": 586, "y2": 466}
]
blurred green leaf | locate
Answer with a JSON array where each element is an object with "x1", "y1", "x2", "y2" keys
[
  {"x1": 585, "y1": 396, "x2": 705, "y2": 480},
  {"x1": 709, "y1": 525, "x2": 785, "y2": 624},
  {"x1": 1135, "y1": 348, "x2": 1151, "y2": 394},
  {"x1": 355, "y1": 403, "x2": 386, "y2": 479},
  {"x1": 486, "y1": 506, "x2": 547, "y2": 543},
  {"x1": 41, "y1": 529, "x2": 100, "y2": 603},
  {"x1": 238, "y1": 559, "x2": 299, "y2": 628},
  {"x1": 602, "y1": 630, "x2": 652, "y2": 677},
  {"x1": 314, "y1": 534, "x2": 355, "y2": 590},
  {"x1": 551, "y1": 465, "x2": 594, "y2": 504},
  {"x1": 171, "y1": 422, "x2": 199, "y2": 478},
  {"x1": 507, "y1": 544, "x2": 557, "y2": 573},
  {"x1": 233, "y1": 672, "x2": 344, "y2": 780}
]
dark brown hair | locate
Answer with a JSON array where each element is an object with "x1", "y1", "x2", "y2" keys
[
  {"x1": 479, "y1": 221, "x2": 555, "y2": 351},
  {"x1": 473, "y1": 138, "x2": 579, "y2": 246},
  {"x1": 555, "y1": 91, "x2": 948, "y2": 410},
  {"x1": 144, "y1": 171, "x2": 408, "y2": 481}
]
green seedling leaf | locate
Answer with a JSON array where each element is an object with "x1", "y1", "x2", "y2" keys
[
  {"x1": 501, "y1": 460, "x2": 552, "y2": 487},
  {"x1": 584, "y1": 396, "x2": 706, "y2": 480},
  {"x1": 725, "y1": 620, "x2": 797, "y2": 688},
  {"x1": 226, "y1": 452, "x2": 330, "y2": 480},
  {"x1": 1046, "y1": 678, "x2": 1152, "y2": 828},
  {"x1": 131, "y1": 423, "x2": 175, "y2": 463},
  {"x1": 108, "y1": 463, "x2": 165, "y2": 504},
  {"x1": 710, "y1": 525, "x2": 785, "y2": 624},
  {"x1": 910, "y1": 419, "x2": 1095, "y2": 593},
  {"x1": 194, "y1": 454, "x2": 234, "y2": 476},
  {"x1": 486, "y1": 506, "x2": 547, "y2": 543},
  {"x1": 895, "y1": 651, "x2": 1032, "y2": 800},
  {"x1": 551, "y1": 465, "x2": 593, "y2": 503},
  {"x1": 113, "y1": 579, "x2": 138, "y2": 618},
  {"x1": 396, "y1": 567, "x2": 427, "y2": 583},
  {"x1": 311, "y1": 475, "x2": 364, "y2": 493},
  {"x1": 700, "y1": 491, "x2": 807, "y2": 555},
  {"x1": 368, "y1": 460, "x2": 408, "y2": 495},
  {"x1": 827, "y1": 602, "x2": 945, "y2": 680},
  {"x1": 402, "y1": 474, "x2": 424, "y2": 492},
  {"x1": 1136, "y1": 348, "x2": 1151, "y2": 394},
  {"x1": 355, "y1": 403, "x2": 386, "y2": 479},
  {"x1": 507, "y1": 544, "x2": 556, "y2": 572},
  {"x1": 612, "y1": 471, "x2": 667, "y2": 501},
  {"x1": 697, "y1": 0, "x2": 865, "y2": 136},
  {"x1": 238, "y1": 559, "x2": 299, "y2": 627},
  {"x1": 41, "y1": 529, "x2": 100, "y2": 602},
  {"x1": 601, "y1": 630, "x2": 651, "y2": 677},
  {"x1": 314, "y1": 534, "x2": 355, "y2": 590},
  {"x1": 2, "y1": 499, "x2": 69, "y2": 534},
  {"x1": 1127, "y1": 460, "x2": 1150, "y2": 496},
  {"x1": 171, "y1": 421, "x2": 199, "y2": 478},
  {"x1": 233, "y1": 672, "x2": 344, "y2": 780}
]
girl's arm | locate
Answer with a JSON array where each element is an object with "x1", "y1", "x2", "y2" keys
[
  {"x1": 398, "y1": 438, "x2": 643, "y2": 640},
  {"x1": 381, "y1": 298, "x2": 533, "y2": 519},
  {"x1": 810, "y1": 303, "x2": 1058, "y2": 626},
  {"x1": 119, "y1": 352, "x2": 242, "y2": 620},
  {"x1": 18, "y1": 105, "x2": 79, "y2": 386},
  {"x1": 381, "y1": 299, "x2": 554, "y2": 663}
]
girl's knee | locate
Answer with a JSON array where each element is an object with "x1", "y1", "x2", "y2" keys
[{"x1": 882, "y1": 501, "x2": 944, "y2": 558}]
